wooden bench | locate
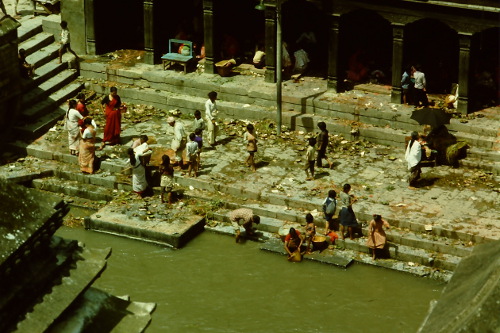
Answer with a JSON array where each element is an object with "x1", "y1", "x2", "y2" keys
[
  {"x1": 161, "y1": 39, "x2": 194, "y2": 74},
  {"x1": 33, "y1": 0, "x2": 60, "y2": 16}
]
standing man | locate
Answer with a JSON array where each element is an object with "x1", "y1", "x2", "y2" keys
[
  {"x1": 228, "y1": 208, "x2": 260, "y2": 243},
  {"x1": 316, "y1": 121, "x2": 333, "y2": 168},
  {"x1": 167, "y1": 117, "x2": 187, "y2": 168},
  {"x1": 412, "y1": 65, "x2": 429, "y2": 107},
  {"x1": 205, "y1": 91, "x2": 218, "y2": 146}
]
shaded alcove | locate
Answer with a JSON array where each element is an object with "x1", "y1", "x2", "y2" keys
[
  {"x1": 213, "y1": 0, "x2": 264, "y2": 63},
  {"x1": 281, "y1": 0, "x2": 328, "y2": 76},
  {"x1": 403, "y1": 19, "x2": 458, "y2": 94},
  {"x1": 153, "y1": 0, "x2": 204, "y2": 59},
  {"x1": 470, "y1": 27, "x2": 500, "y2": 110},
  {"x1": 338, "y1": 10, "x2": 392, "y2": 88},
  {"x1": 94, "y1": 0, "x2": 144, "y2": 54}
]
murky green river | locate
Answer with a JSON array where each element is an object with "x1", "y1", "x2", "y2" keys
[{"x1": 56, "y1": 226, "x2": 444, "y2": 333}]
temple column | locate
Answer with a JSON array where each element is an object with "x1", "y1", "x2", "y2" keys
[
  {"x1": 457, "y1": 33, "x2": 471, "y2": 114},
  {"x1": 264, "y1": 4, "x2": 276, "y2": 83},
  {"x1": 143, "y1": 0, "x2": 155, "y2": 64},
  {"x1": 390, "y1": 23, "x2": 404, "y2": 104},
  {"x1": 203, "y1": 0, "x2": 215, "y2": 74},
  {"x1": 84, "y1": 0, "x2": 96, "y2": 54},
  {"x1": 327, "y1": 14, "x2": 340, "y2": 91}
]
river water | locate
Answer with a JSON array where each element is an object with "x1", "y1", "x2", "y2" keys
[{"x1": 55, "y1": 226, "x2": 444, "y2": 333}]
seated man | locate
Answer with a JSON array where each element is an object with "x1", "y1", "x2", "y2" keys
[
  {"x1": 18, "y1": 48, "x2": 34, "y2": 79},
  {"x1": 228, "y1": 208, "x2": 260, "y2": 243}
]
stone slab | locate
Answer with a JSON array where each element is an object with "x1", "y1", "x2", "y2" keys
[
  {"x1": 260, "y1": 239, "x2": 353, "y2": 268},
  {"x1": 86, "y1": 205, "x2": 205, "y2": 248}
]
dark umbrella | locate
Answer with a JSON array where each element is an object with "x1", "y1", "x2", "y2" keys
[{"x1": 410, "y1": 107, "x2": 451, "y2": 128}]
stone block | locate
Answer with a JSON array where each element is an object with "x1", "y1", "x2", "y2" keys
[
  {"x1": 185, "y1": 78, "x2": 219, "y2": 92},
  {"x1": 80, "y1": 61, "x2": 107, "y2": 73},
  {"x1": 164, "y1": 76, "x2": 186, "y2": 87},
  {"x1": 117, "y1": 69, "x2": 142, "y2": 80},
  {"x1": 108, "y1": 75, "x2": 134, "y2": 85},
  {"x1": 26, "y1": 146, "x2": 53, "y2": 160},
  {"x1": 100, "y1": 160, "x2": 127, "y2": 173},
  {"x1": 141, "y1": 70, "x2": 166, "y2": 83},
  {"x1": 81, "y1": 71, "x2": 107, "y2": 81}
]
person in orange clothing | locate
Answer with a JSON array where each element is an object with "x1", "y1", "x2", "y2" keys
[{"x1": 367, "y1": 214, "x2": 390, "y2": 260}]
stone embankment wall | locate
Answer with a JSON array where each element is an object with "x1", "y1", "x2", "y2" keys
[
  {"x1": 79, "y1": 61, "x2": 499, "y2": 172},
  {"x1": 418, "y1": 240, "x2": 500, "y2": 333}
]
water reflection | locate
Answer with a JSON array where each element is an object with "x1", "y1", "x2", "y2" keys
[{"x1": 56, "y1": 227, "x2": 443, "y2": 333}]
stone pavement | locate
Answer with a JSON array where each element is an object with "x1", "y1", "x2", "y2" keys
[{"x1": 5, "y1": 105, "x2": 499, "y2": 242}]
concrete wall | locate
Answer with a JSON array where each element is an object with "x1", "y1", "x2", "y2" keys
[
  {"x1": 61, "y1": 0, "x2": 86, "y2": 54},
  {"x1": 0, "y1": 17, "x2": 22, "y2": 148}
]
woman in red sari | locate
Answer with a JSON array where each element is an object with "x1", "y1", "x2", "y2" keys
[
  {"x1": 76, "y1": 92, "x2": 89, "y2": 133},
  {"x1": 100, "y1": 87, "x2": 123, "y2": 149}
]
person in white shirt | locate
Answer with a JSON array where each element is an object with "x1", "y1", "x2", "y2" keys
[
  {"x1": 58, "y1": 21, "x2": 78, "y2": 64},
  {"x1": 253, "y1": 44, "x2": 266, "y2": 69},
  {"x1": 412, "y1": 65, "x2": 429, "y2": 107},
  {"x1": 205, "y1": 91, "x2": 218, "y2": 146},
  {"x1": 132, "y1": 135, "x2": 152, "y2": 165},
  {"x1": 167, "y1": 117, "x2": 187, "y2": 167},
  {"x1": 186, "y1": 133, "x2": 199, "y2": 177},
  {"x1": 405, "y1": 131, "x2": 422, "y2": 187},
  {"x1": 193, "y1": 109, "x2": 205, "y2": 133},
  {"x1": 293, "y1": 47, "x2": 310, "y2": 75}
]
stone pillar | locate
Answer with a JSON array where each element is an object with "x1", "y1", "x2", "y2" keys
[
  {"x1": 457, "y1": 33, "x2": 471, "y2": 115},
  {"x1": 0, "y1": 17, "x2": 22, "y2": 143},
  {"x1": 327, "y1": 14, "x2": 340, "y2": 91},
  {"x1": 390, "y1": 23, "x2": 404, "y2": 104},
  {"x1": 264, "y1": 5, "x2": 276, "y2": 83},
  {"x1": 84, "y1": 0, "x2": 96, "y2": 54},
  {"x1": 203, "y1": 0, "x2": 215, "y2": 74},
  {"x1": 143, "y1": 0, "x2": 155, "y2": 64}
]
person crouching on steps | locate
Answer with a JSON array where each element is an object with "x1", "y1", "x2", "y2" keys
[{"x1": 228, "y1": 208, "x2": 260, "y2": 243}]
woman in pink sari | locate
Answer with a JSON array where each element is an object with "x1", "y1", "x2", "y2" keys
[
  {"x1": 79, "y1": 117, "x2": 97, "y2": 174},
  {"x1": 100, "y1": 87, "x2": 123, "y2": 149}
]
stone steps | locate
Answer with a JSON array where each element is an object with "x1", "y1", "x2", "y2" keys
[
  {"x1": 85, "y1": 81, "x2": 499, "y2": 174},
  {"x1": 81, "y1": 70, "x2": 498, "y2": 141},
  {"x1": 32, "y1": 177, "x2": 115, "y2": 202},
  {"x1": 14, "y1": 17, "x2": 83, "y2": 140},
  {"x1": 22, "y1": 70, "x2": 78, "y2": 110},
  {"x1": 17, "y1": 16, "x2": 43, "y2": 44},
  {"x1": 18, "y1": 31, "x2": 54, "y2": 56},
  {"x1": 4, "y1": 142, "x2": 480, "y2": 278},
  {"x1": 22, "y1": 60, "x2": 68, "y2": 92},
  {"x1": 201, "y1": 200, "x2": 467, "y2": 272},
  {"x1": 0, "y1": 237, "x2": 79, "y2": 332},
  {"x1": 14, "y1": 245, "x2": 111, "y2": 333},
  {"x1": 15, "y1": 81, "x2": 84, "y2": 139}
]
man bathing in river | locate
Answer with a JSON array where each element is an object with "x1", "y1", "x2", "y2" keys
[{"x1": 228, "y1": 208, "x2": 260, "y2": 243}]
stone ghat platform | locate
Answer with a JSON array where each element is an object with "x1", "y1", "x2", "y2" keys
[{"x1": 85, "y1": 203, "x2": 205, "y2": 249}]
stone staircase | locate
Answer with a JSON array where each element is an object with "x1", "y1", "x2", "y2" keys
[
  {"x1": 5, "y1": 142, "x2": 494, "y2": 282},
  {"x1": 0, "y1": 181, "x2": 155, "y2": 333},
  {"x1": 15, "y1": 15, "x2": 83, "y2": 140},
  {"x1": 79, "y1": 67, "x2": 500, "y2": 175}
]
